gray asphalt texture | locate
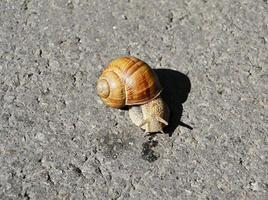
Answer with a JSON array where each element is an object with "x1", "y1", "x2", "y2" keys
[{"x1": 0, "y1": 0, "x2": 268, "y2": 199}]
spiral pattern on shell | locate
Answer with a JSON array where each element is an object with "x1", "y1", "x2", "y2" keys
[{"x1": 97, "y1": 56, "x2": 162, "y2": 108}]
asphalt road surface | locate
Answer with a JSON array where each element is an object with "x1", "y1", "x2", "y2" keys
[{"x1": 0, "y1": 0, "x2": 267, "y2": 199}]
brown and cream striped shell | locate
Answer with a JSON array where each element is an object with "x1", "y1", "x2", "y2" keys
[{"x1": 97, "y1": 56, "x2": 162, "y2": 108}]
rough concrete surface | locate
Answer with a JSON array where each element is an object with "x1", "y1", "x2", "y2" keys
[{"x1": 0, "y1": 0, "x2": 267, "y2": 199}]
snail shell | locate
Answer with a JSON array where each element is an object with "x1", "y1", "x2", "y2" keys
[{"x1": 96, "y1": 56, "x2": 162, "y2": 108}]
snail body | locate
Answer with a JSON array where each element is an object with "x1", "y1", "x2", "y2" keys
[
  {"x1": 97, "y1": 56, "x2": 169, "y2": 133},
  {"x1": 128, "y1": 96, "x2": 170, "y2": 133}
]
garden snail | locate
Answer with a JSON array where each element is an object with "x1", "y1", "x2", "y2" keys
[{"x1": 97, "y1": 56, "x2": 169, "y2": 133}]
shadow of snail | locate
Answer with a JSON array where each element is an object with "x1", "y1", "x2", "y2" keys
[
  {"x1": 154, "y1": 68, "x2": 192, "y2": 137},
  {"x1": 141, "y1": 69, "x2": 192, "y2": 162}
]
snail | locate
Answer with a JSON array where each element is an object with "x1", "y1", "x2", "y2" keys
[
  {"x1": 96, "y1": 56, "x2": 169, "y2": 133},
  {"x1": 128, "y1": 97, "x2": 170, "y2": 133}
]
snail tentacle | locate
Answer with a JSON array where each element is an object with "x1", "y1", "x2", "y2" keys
[{"x1": 155, "y1": 116, "x2": 168, "y2": 126}]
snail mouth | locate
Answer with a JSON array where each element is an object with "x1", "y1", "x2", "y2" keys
[{"x1": 97, "y1": 79, "x2": 110, "y2": 98}]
